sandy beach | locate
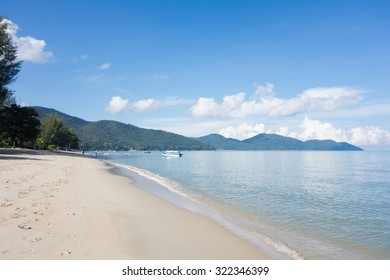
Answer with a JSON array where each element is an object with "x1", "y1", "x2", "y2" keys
[{"x1": 0, "y1": 149, "x2": 270, "y2": 259}]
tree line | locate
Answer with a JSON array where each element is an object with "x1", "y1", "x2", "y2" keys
[{"x1": 0, "y1": 16, "x2": 79, "y2": 150}]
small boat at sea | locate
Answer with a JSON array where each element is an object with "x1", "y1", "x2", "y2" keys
[{"x1": 161, "y1": 150, "x2": 183, "y2": 157}]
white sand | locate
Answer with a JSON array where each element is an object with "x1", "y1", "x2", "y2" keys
[{"x1": 0, "y1": 149, "x2": 270, "y2": 259}]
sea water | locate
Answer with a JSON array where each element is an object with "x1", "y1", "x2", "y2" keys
[{"x1": 101, "y1": 151, "x2": 390, "y2": 259}]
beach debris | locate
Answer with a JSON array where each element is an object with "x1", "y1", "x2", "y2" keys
[
  {"x1": 18, "y1": 224, "x2": 32, "y2": 230},
  {"x1": 17, "y1": 191, "x2": 28, "y2": 198},
  {"x1": 61, "y1": 250, "x2": 72, "y2": 255},
  {"x1": 29, "y1": 237, "x2": 42, "y2": 243},
  {"x1": 11, "y1": 213, "x2": 26, "y2": 219},
  {"x1": 1, "y1": 202, "x2": 13, "y2": 207},
  {"x1": 1, "y1": 199, "x2": 13, "y2": 207}
]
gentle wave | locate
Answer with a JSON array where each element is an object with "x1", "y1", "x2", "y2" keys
[
  {"x1": 105, "y1": 159, "x2": 301, "y2": 259},
  {"x1": 107, "y1": 160, "x2": 192, "y2": 200}
]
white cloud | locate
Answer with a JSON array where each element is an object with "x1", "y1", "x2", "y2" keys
[
  {"x1": 15, "y1": 36, "x2": 54, "y2": 63},
  {"x1": 297, "y1": 117, "x2": 349, "y2": 142},
  {"x1": 270, "y1": 87, "x2": 362, "y2": 117},
  {"x1": 189, "y1": 92, "x2": 246, "y2": 117},
  {"x1": 349, "y1": 127, "x2": 390, "y2": 145},
  {"x1": 219, "y1": 123, "x2": 267, "y2": 140},
  {"x1": 145, "y1": 118, "x2": 232, "y2": 138},
  {"x1": 253, "y1": 82, "x2": 275, "y2": 99},
  {"x1": 99, "y1": 62, "x2": 111, "y2": 70},
  {"x1": 296, "y1": 118, "x2": 390, "y2": 146},
  {"x1": 105, "y1": 95, "x2": 191, "y2": 114},
  {"x1": 2, "y1": 18, "x2": 53, "y2": 63},
  {"x1": 105, "y1": 96, "x2": 129, "y2": 114},
  {"x1": 275, "y1": 126, "x2": 299, "y2": 139},
  {"x1": 190, "y1": 84, "x2": 364, "y2": 118},
  {"x1": 217, "y1": 117, "x2": 390, "y2": 146},
  {"x1": 130, "y1": 98, "x2": 160, "y2": 112},
  {"x1": 190, "y1": 97, "x2": 221, "y2": 117}
]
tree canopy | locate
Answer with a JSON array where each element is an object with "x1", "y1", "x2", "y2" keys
[
  {"x1": 39, "y1": 114, "x2": 79, "y2": 150},
  {"x1": 0, "y1": 104, "x2": 40, "y2": 148},
  {"x1": 0, "y1": 16, "x2": 21, "y2": 107}
]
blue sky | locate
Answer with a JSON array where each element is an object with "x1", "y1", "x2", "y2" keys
[{"x1": 2, "y1": 0, "x2": 390, "y2": 148}]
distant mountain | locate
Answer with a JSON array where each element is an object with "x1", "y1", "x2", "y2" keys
[
  {"x1": 32, "y1": 106, "x2": 215, "y2": 151},
  {"x1": 197, "y1": 134, "x2": 247, "y2": 150},
  {"x1": 197, "y1": 133, "x2": 363, "y2": 151},
  {"x1": 242, "y1": 133, "x2": 304, "y2": 150},
  {"x1": 302, "y1": 139, "x2": 363, "y2": 151},
  {"x1": 32, "y1": 106, "x2": 363, "y2": 151}
]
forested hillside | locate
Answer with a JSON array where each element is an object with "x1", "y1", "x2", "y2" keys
[
  {"x1": 33, "y1": 106, "x2": 215, "y2": 151},
  {"x1": 197, "y1": 133, "x2": 363, "y2": 151}
]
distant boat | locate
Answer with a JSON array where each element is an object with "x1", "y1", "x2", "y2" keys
[
  {"x1": 144, "y1": 151, "x2": 151, "y2": 153},
  {"x1": 161, "y1": 150, "x2": 183, "y2": 157}
]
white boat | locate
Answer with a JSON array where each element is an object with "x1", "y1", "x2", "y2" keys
[{"x1": 161, "y1": 150, "x2": 183, "y2": 157}]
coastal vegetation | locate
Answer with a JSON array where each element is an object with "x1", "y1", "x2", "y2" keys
[
  {"x1": 38, "y1": 114, "x2": 79, "y2": 150},
  {"x1": 0, "y1": 106, "x2": 79, "y2": 150},
  {"x1": 0, "y1": 16, "x2": 20, "y2": 107},
  {"x1": 0, "y1": 17, "x2": 40, "y2": 148},
  {"x1": 0, "y1": 104, "x2": 40, "y2": 148}
]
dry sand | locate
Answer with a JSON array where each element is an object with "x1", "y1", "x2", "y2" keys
[{"x1": 0, "y1": 149, "x2": 270, "y2": 259}]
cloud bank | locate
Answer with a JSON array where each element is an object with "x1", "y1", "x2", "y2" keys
[
  {"x1": 2, "y1": 18, "x2": 53, "y2": 63},
  {"x1": 218, "y1": 117, "x2": 390, "y2": 146},
  {"x1": 190, "y1": 84, "x2": 363, "y2": 118}
]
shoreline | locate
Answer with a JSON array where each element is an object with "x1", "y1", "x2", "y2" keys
[
  {"x1": 0, "y1": 149, "x2": 271, "y2": 259},
  {"x1": 106, "y1": 160, "x2": 289, "y2": 260}
]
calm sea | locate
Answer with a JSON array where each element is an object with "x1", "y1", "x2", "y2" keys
[{"x1": 101, "y1": 150, "x2": 390, "y2": 259}]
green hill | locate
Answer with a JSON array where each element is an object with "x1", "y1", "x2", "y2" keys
[
  {"x1": 197, "y1": 133, "x2": 363, "y2": 151},
  {"x1": 32, "y1": 106, "x2": 215, "y2": 151},
  {"x1": 197, "y1": 134, "x2": 248, "y2": 150},
  {"x1": 32, "y1": 106, "x2": 363, "y2": 151},
  {"x1": 242, "y1": 133, "x2": 305, "y2": 150}
]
